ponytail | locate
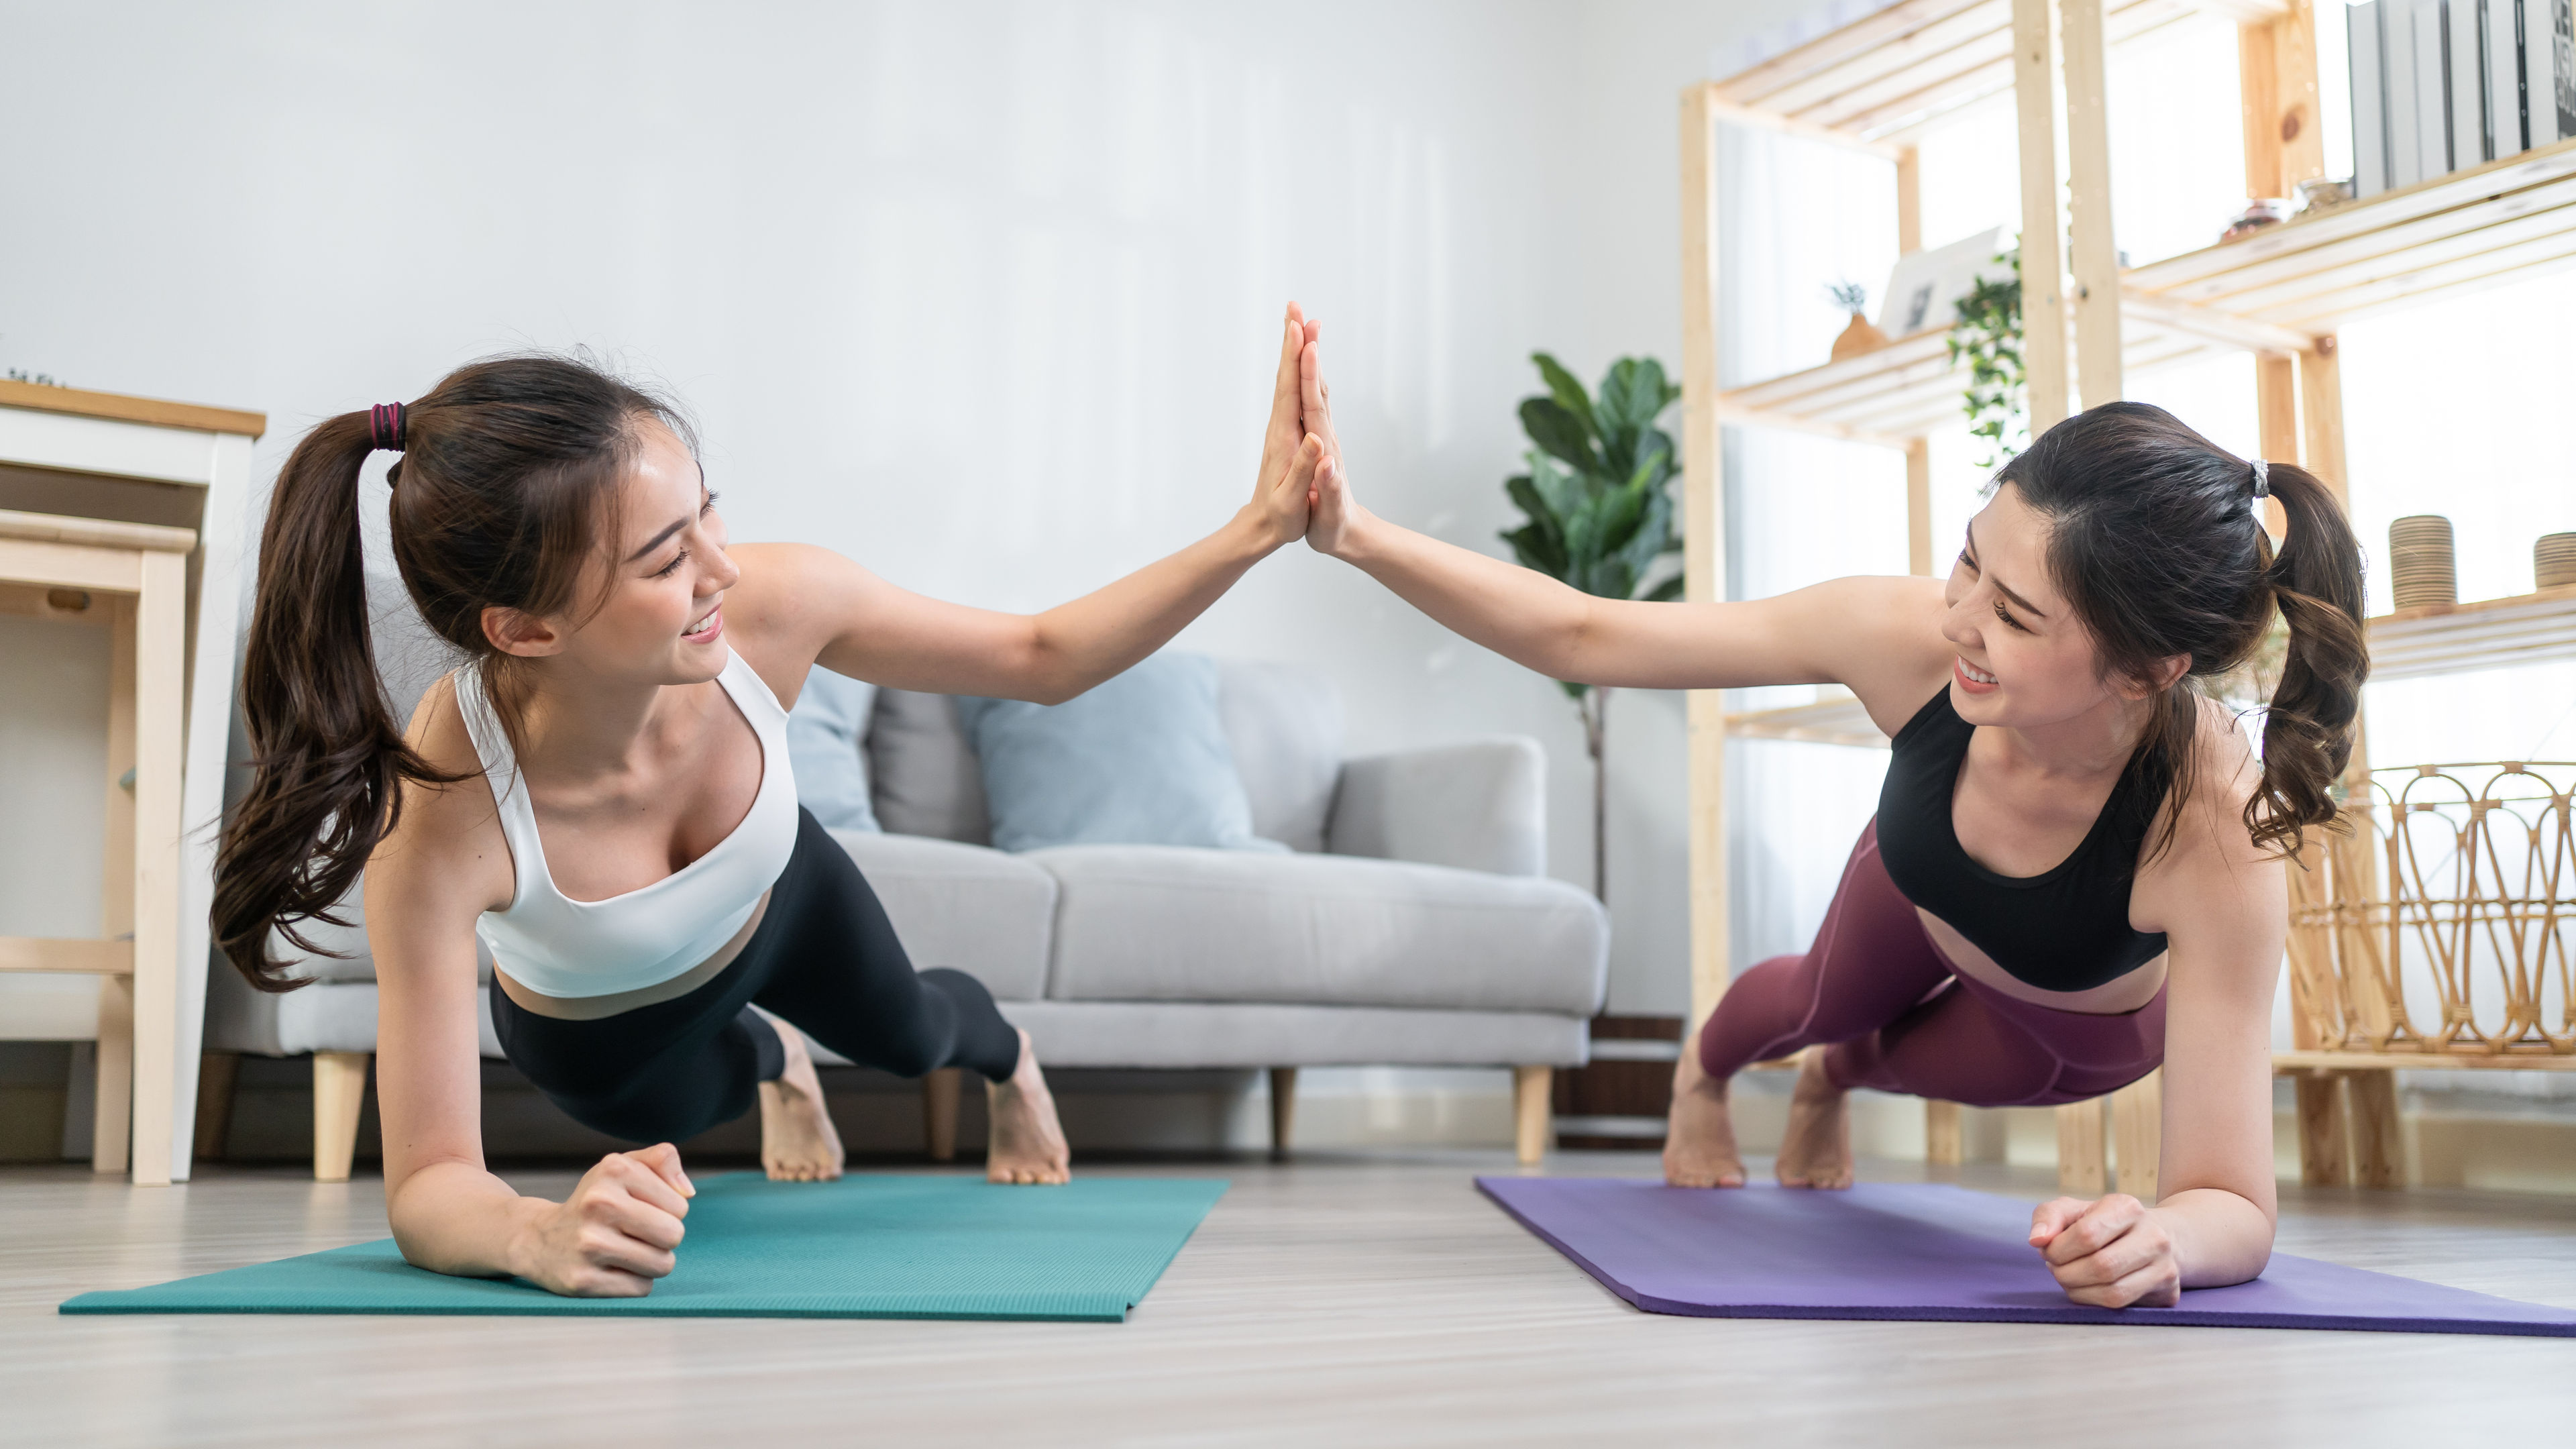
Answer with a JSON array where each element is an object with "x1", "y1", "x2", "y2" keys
[
  {"x1": 213, "y1": 411, "x2": 464, "y2": 990},
  {"x1": 2243, "y1": 461, "x2": 2368, "y2": 855},
  {"x1": 213, "y1": 354, "x2": 692, "y2": 990}
]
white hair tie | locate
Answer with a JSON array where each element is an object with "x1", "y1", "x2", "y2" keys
[{"x1": 2250, "y1": 458, "x2": 2269, "y2": 499}]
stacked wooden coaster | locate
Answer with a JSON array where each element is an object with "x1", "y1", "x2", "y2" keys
[
  {"x1": 2538, "y1": 532, "x2": 2576, "y2": 591},
  {"x1": 2389, "y1": 515, "x2": 2456, "y2": 609}
]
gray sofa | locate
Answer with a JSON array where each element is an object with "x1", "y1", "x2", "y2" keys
[{"x1": 205, "y1": 659, "x2": 1609, "y2": 1177}]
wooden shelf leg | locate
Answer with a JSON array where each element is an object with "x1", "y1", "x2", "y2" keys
[
  {"x1": 2012, "y1": 0, "x2": 2073, "y2": 431},
  {"x1": 1513, "y1": 1066, "x2": 1554, "y2": 1165},
  {"x1": 2296, "y1": 335, "x2": 2347, "y2": 494},
  {"x1": 921, "y1": 1067, "x2": 961, "y2": 1164},
  {"x1": 91, "y1": 975, "x2": 133, "y2": 1176},
  {"x1": 313, "y1": 1051, "x2": 370, "y2": 1183},
  {"x1": 2063, "y1": 0, "x2": 2125, "y2": 409},
  {"x1": 1678, "y1": 85, "x2": 1733, "y2": 1037},
  {"x1": 2110, "y1": 1068, "x2": 2161, "y2": 1203},
  {"x1": 2056, "y1": 1097, "x2": 2108, "y2": 1195},
  {"x1": 1268, "y1": 1067, "x2": 1297, "y2": 1159},
  {"x1": 2295, "y1": 1069, "x2": 2349, "y2": 1186},
  {"x1": 1924, "y1": 1099, "x2": 1964, "y2": 1167},
  {"x1": 2346, "y1": 1069, "x2": 2404, "y2": 1188}
]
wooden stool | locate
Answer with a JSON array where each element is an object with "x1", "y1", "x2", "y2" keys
[{"x1": 0, "y1": 508, "x2": 193, "y2": 1183}]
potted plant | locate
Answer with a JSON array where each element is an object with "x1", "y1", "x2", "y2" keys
[
  {"x1": 1499, "y1": 353, "x2": 1683, "y2": 903},
  {"x1": 1828, "y1": 281, "x2": 1887, "y2": 360}
]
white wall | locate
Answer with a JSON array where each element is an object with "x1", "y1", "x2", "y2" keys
[{"x1": 0, "y1": 0, "x2": 1822, "y2": 1028}]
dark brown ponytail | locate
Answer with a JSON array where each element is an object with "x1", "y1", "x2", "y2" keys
[
  {"x1": 2245, "y1": 460, "x2": 2367, "y2": 853},
  {"x1": 215, "y1": 356, "x2": 693, "y2": 989},
  {"x1": 1996, "y1": 402, "x2": 2367, "y2": 866}
]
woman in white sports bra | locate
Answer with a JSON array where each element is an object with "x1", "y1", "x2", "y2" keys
[{"x1": 213, "y1": 315, "x2": 1328, "y2": 1297}]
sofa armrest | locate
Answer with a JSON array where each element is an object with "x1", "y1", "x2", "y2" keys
[{"x1": 1326, "y1": 737, "x2": 1545, "y2": 877}]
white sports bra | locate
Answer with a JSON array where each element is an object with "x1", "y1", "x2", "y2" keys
[{"x1": 453, "y1": 647, "x2": 800, "y2": 999}]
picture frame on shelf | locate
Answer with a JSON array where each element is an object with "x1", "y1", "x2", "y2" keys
[{"x1": 1876, "y1": 226, "x2": 2011, "y2": 340}]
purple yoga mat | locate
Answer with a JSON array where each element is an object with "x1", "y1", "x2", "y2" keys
[{"x1": 1478, "y1": 1177, "x2": 2576, "y2": 1337}]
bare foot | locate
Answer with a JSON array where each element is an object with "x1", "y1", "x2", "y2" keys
[
  {"x1": 1663, "y1": 1023, "x2": 1746, "y2": 1187},
  {"x1": 985, "y1": 1029, "x2": 1071, "y2": 1185},
  {"x1": 1776, "y1": 1047, "x2": 1854, "y2": 1189},
  {"x1": 756, "y1": 1010, "x2": 844, "y2": 1183}
]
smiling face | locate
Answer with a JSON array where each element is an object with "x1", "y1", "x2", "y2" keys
[
  {"x1": 482, "y1": 417, "x2": 738, "y2": 684},
  {"x1": 1941, "y1": 484, "x2": 2136, "y2": 731}
]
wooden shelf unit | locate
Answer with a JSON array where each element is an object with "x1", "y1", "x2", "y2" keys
[
  {"x1": 2125, "y1": 136, "x2": 2576, "y2": 365},
  {"x1": 1724, "y1": 691, "x2": 1891, "y2": 749},
  {"x1": 1707, "y1": 0, "x2": 2284, "y2": 146},
  {"x1": 2365, "y1": 586, "x2": 2576, "y2": 683},
  {"x1": 1716, "y1": 133, "x2": 2576, "y2": 453}
]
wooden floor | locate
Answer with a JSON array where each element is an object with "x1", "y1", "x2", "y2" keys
[{"x1": 7, "y1": 1150, "x2": 2576, "y2": 1446}]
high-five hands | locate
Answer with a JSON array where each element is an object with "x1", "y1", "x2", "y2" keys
[
  {"x1": 2029, "y1": 1193, "x2": 2182, "y2": 1308},
  {"x1": 511, "y1": 1142, "x2": 696, "y2": 1297},
  {"x1": 1290, "y1": 318, "x2": 1368, "y2": 559},
  {"x1": 1248, "y1": 304, "x2": 1328, "y2": 550}
]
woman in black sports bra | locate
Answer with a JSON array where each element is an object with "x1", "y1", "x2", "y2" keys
[{"x1": 1288, "y1": 329, "x2": 2365, "y2": 1311}]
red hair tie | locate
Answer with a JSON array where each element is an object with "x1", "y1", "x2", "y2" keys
[{"x1": 368, "y1": 402, "x2": 407, "y2": 452}]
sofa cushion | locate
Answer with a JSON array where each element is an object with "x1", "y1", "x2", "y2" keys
[
  {"x1": 955, "y1": 653, "x2": 1279, "y2": 854},
  {"x1": 1028, "y1": 845, "x2": 1607, "y2": 1015},
  {"x1": 209, "y1": 981, "x2": 507, "y2": 1059},
  {"x1": 785, "y1": 666, "x2": 879, "y2": 833},
  {"x1": 1216, "y1": 659, "x2": 1343, "y2": 853},
  {"x1": 866, "y1": 689, "x2": 989, "y2": 843},
  {"x1": 828, "y1": 828, "x2": 1054, "y2": 1002}
]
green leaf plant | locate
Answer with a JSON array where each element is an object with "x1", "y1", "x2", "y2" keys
[
  {"x1": 1499, "y1": 352, "x2": 1684, "y2": 902},
  {"x1": 1945, "y1": 244, "x2": 2027, "y2": 472}
]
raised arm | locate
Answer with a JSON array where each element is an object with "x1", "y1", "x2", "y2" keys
[
  {"x1": 1295, "y1": 329, "x2": 1948, "y2": 724},
  {"x1": 734, "y1": 307, "x2": 1325, "y2": 706}
]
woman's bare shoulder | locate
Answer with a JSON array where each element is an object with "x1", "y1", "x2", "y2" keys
[
  {"x1": 2162, "y1": 692, "x2": 2272, "y2": 879},
  {"x1": 1813, "y1": 574, "x2": 1955, "y2": 733},
  {"x1": 716, "y1": 542, "x2": 852, "y2": 706}
]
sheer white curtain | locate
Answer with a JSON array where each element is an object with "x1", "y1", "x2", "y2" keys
[{"x1": 1711, "y1": 118, "x2": 1907, "y2": 972}]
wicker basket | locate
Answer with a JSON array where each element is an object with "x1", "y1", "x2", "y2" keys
[{"x1": 2286, "y1": 761, "x2": 2576, "y2": 1057}]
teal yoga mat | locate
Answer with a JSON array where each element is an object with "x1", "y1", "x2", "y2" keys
[{"x1": 61, "y1": 1174, "x2": 1226, "y2": 1322}]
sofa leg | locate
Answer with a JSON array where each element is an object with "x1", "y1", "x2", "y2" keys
[
  {"x1": 922, "y1": 1067, "x2": 961, "y2": 1163},
  {"x1": 1268, "y1": 1067, "x2": 1297, "y2": 1159},
  {"x1": 1512, "y1": 1066, "x2": 1552, "y2": 1165},
  {"x1": 313, "y1": 1051, "x2": 370, "y2": 1183},
  {"x1": 195, "y1": 1051, "x2": 239, "y2": 1166}
]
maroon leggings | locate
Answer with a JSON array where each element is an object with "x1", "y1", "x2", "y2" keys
[{"x1": 1697, "y1": 818, "x2": 2165, "y2": 1107}]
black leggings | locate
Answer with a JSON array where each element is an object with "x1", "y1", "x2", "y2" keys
[{"x1": 489, "y1": 807, "x2": 1023, "y2": 1144}]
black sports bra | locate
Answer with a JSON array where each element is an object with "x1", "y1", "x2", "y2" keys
[{"x1": 1874, "y1": 688, "x2": 2169, "y2": 992}]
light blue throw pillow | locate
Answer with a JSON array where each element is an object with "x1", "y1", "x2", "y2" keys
[
  {"x1": 786, "y1": 667, "x2": 881, "y2": 833},
  {"x1": 955, "y1": 652, "x2": 1283, "y2": 853}
]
